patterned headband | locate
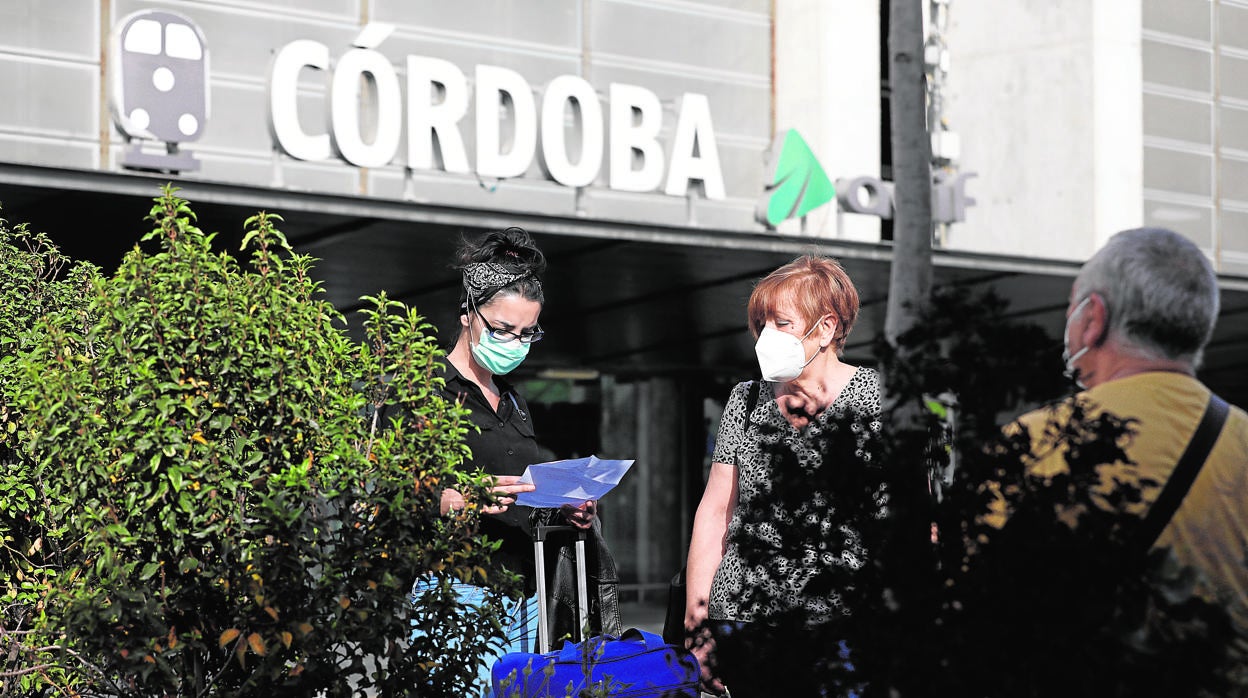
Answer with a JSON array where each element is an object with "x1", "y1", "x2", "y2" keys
[{"x1": 462, "y1": 261, "x2": 538, "y2": 305}]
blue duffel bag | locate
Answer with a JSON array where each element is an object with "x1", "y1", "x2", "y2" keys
[{"x1": 490, "y1": 627, "x2": 700, "y2": 698}]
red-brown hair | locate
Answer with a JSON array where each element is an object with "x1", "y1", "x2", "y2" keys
[{"x1": 747, "y1": 255, "x2": 860, "y2": 352}]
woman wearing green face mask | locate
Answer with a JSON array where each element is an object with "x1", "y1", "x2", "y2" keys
[
  {"x1": 440, "y1": 227, "x2": 556, "y2": 529},
  {"x1": 415, "y1": 227, "x2": 617, "y2": 695}
]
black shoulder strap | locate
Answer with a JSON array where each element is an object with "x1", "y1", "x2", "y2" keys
[
  {"x1": 745, "y1": 380, "x2": 762, "y2": 421},
  {"x1": 1135, "y1": 393, "x2": 1230, "y2": 553}
]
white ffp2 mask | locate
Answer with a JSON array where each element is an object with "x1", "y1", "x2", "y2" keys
[{"x1": 754, "y1": 323, "x2": 821, "y2": 382}]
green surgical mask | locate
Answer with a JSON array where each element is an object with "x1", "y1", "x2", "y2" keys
[{"x1": 471, "y1": 327, "x2": 530, "y2": 375}]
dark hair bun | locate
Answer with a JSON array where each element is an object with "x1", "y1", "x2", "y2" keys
[
  {"x1": 454, "y1": 226, "x2": 548, "y2": 310},
  {"x1": 456, "y1": 226, "x2": 546, "y2": 277}
]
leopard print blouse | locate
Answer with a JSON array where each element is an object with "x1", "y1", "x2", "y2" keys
[{"x1": 707, "y1": 367, "x2": 883, "y2": 624}]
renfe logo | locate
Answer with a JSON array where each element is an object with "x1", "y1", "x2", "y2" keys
[
  {"x1": 267, "y1": 24, "x2": 726, "y2": 199},
  {"x1": 757, "y1": 130, "x2": 835, "y2": 227},
  {"x1": 109, "y1": 10, "x2": 209, "y2": 173},
  {"x1": 757, "y1": 129, "x2": 977, "y2": 229}
]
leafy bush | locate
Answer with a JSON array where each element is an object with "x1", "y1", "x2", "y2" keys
[
  {"x1": 913, "y1": 399, "x2": 1235, "y2": 698},
  {"x1": 0, "y1": 211, "x2": 101, "y2": 694},
  {"x1": 2, "y1": 187, "x2": 520, "y2": 695},
  {"x1": 862, "y1": 290, "x2": 1235, "y2": 697}
]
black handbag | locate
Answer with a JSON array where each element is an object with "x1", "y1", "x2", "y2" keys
[
  {"x1": 662, "y1": 383, "x2": 760, "y2": 648},
  {"x1": 662, "y1": 568, "x2": 686, "y2": 646}
]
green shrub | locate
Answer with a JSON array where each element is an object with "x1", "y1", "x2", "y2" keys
[
  {"x1": 0, "y1": 210, "x2": 101, "y2": 694},
  {"x1": 2, "y1": 187, "x2": 519, "y2": 696}
]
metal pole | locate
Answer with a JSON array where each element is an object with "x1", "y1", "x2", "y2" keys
[
  {"x1": 534, "y1": 534, "x2": 550, "y2": 653},
  {"x1": 574, "y1": 534, "x2": 589, "y2": 641}
]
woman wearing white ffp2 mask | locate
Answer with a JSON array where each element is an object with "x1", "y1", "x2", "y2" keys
[
  {"x1": 754, "y1": 316, "x2": 827, "y2": 382},
  {"x1": 683, "y1": 255, "x2": 882, "y2": 696},
  {"x1": 750, "y1": 307, "x2": 863, "y2": 431}
]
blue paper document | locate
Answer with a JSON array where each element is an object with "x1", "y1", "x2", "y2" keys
[{"x1": 514, "y1": 456, "x2": 635, "y2": 508}]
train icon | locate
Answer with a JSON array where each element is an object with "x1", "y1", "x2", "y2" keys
[{"x1": 109, "y1": 10, "x2": 209, "y2": 172}]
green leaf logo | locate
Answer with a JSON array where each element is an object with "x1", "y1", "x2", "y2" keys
[{"x1": 757, "y1": 129, "x2": 835, "y2": 228}]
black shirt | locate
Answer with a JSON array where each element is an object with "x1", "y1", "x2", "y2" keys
[{"x1": 438, "y1": 361, "x2": 547, "y2": 594}]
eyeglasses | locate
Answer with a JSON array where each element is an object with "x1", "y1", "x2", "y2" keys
[{"x1": 475, "y1": 307, "x2": 545, "y2": 344}]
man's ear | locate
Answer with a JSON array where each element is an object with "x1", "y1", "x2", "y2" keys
[{"x1": 1083, "y1": 293, "x2": 1110, "y2": 347}]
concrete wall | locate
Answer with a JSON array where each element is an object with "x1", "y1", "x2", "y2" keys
[
  {"x1": 7, "y1": 1, "x2": 1246, "y2": 271},
  {"x1": 772, "y1": 0, "x2": 882, "y2": 243},
  {"x1": 772, "y1": 0, "x2": 1149, "y2": 258},
  {"x1": 0, "y1": 0, "x2": 773, "y2": 233},
  {"x1": 0, "y1": 0, "x2": 102, "y2": 169},
  {"x1": 907, "y1": 0, "x2": 1245, "y2": 273},
  {"x1": 1140, "y1": 0, "x2": 1248, "y2": 276},
  {"x1": 941, "y1": 0, "x2": 1144, "y2": 261}
]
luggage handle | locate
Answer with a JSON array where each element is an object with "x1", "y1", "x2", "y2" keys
[
  {"x1": 533, "y1": 525, "x2": 590, "y2": 654},
  {"x1": 556, "y1": 628, "x2": 668, "y2": 661}
]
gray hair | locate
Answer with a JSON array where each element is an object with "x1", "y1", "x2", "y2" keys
[{"x1": 1074, "y1": 227, "x2": 1219, "y2": 365}]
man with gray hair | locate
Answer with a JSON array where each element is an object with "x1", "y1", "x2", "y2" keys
[{"x1": 1015, "y1": 226, "x2": 1248, "y2": 688}]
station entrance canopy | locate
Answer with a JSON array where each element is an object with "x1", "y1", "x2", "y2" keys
[{"x1": 2, "y1": 165, "x2": 1246, "y2": 407}]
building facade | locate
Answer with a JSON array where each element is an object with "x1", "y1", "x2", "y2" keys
[{"x1": 2, "y1": 0, "x2": 1245, "y2": 600}]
